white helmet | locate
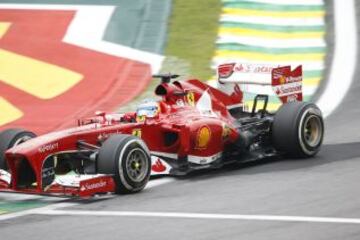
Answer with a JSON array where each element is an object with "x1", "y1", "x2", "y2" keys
[{"x1": 136, "y1": 99, "x2": 159, "y2": 120}]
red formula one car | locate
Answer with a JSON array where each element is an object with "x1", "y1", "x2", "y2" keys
[{"x1": 0, "y1": 64, "x2": 324, "y2": 197}]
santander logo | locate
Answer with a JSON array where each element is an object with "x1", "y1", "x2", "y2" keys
[
  {"x1": 80, "y1": 180, "x2": 107, "y2": 191},
  {"x1": 151, "y1": 158, "x2": 167, "y2": 172}
]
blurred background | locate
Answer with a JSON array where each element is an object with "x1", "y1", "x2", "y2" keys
[
  {"x1": 0, "y1": 0, "x2": 329, "y2": 134},
  {"x1": 2, "y1": 2, "x2": 360, "y2": 239}
]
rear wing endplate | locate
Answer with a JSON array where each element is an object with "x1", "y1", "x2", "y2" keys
[{"x1": 217, "y1": 63, "x2": 303, "y2": 103}]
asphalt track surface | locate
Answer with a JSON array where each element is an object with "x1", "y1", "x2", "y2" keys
[{"x1": 1, "y1": 1, "x2": 360, "y2": 239}]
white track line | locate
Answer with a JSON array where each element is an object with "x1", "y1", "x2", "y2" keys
[
  {"x1": 0, "y1": 178, "x2": 174, "y2": 221},
  {"x1": 316, "y1": 0, "x2": 357, "y2": 117},
  {"x1": 33, "y1": 210, "x2": 360, "y2": 225}
]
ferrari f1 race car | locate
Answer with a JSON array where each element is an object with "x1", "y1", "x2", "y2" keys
[{"x1": 0, "y1": 63, "x2": 324, "y2": 197}]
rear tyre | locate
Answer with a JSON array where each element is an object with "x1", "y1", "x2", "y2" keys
[
  {"x1": 97, "y1": 135, "x2": 151, "y2": 194},
  {"x1": 272, "y1": 102, "x2": 324, "y2": 158},
  {"x1": 0, "y1": 128, "x2": 36, "y2": 170}
]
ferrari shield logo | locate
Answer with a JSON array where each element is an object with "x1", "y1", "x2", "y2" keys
[
  {"x1": 222, "y1": 124, "x2": 231, "y2": 141},
  {"x1": 186, "y1": 92, "x2": 195, "y2": 106},
  {"x1": 132, "y1": 129, "x2": 142, "y2": 138}
]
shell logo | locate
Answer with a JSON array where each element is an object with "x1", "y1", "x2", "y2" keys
[
  {"x1": 195, "y1": 125, "x2": 211, "y2": 149},
  {"x1": 279, "y1": 76, "x2": 286, "y2": 85}
]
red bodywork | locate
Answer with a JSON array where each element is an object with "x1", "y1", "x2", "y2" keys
[
  {"x1": 0, "y1": 79, "x2": 242, "y2": 197},
  {"x1": 0, "y1": 65, "x2": 302, "y2": 197}
]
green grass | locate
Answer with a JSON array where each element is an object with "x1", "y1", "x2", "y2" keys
[
  {"x1": 165, "y1": 0, "x2": 222, "y2": 80},
  {"x1": 0, "y1": 200, "x2": 47, "y2": 213},
  {"x1": 117, "y1": 0, "x2": 221, "y2": 112}
]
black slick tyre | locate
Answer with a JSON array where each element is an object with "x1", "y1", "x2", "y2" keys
[
  {"x1": 97, "y1": 135, "x2": 151, "y2": 194},
  {"x1": 272, "y1": 102, "x2": 324, "y2": 158},
  {"x1": 0, "y1": 128, "x2": 36, "y2": 170}
]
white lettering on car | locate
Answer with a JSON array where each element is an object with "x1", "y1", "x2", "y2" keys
[
  {"x1": 80, "y1": 181, "x2": 107, "y2": 191},
  {"x1": 273, "y1": 82, "x2": 302, "y2": 97},
  {"x1": 38, "y1": 143, "x2": 59, "y2": 153}
]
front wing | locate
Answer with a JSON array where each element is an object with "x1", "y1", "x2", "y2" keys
[{"x1": 0, "y1": 169, "x2": 115, "y2": 198}]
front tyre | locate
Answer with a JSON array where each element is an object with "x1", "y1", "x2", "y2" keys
[
  {"x1": 272, "y1": 102, "x2": 324, "y2": 158},
  {"x1": 97, "y1": 135, "x2": 151, "y2": 194},
  {"x1": 0, "y1": 128, "x2": 36, "y2": 170}
]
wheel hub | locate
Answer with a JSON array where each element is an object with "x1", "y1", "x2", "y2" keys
[
  {"x1": 126, "y1": 148, "x2": 148, "y2": 182},
  {"x1": 303, "y1": 115, "x2": 322, "y2": 147}
]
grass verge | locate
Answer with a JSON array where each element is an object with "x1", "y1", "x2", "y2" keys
[
  {"x1": 117, "y1": 0, "x2": 221, "y2": 112},
  {"x1": 165, "y1": 0, "x2": 222, "y2": 80}
]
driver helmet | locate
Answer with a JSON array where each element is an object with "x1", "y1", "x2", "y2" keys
[{"x1": 136, "y1": 99, "x2": 160, "y2": 121}]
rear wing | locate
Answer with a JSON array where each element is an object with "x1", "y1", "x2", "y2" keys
[
  {"x1": 271, "y1": 65, "x2": 302, "y2": 103},
  {"x1": 217, "y1": 63, "x2": 303, "y2": 103}
]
